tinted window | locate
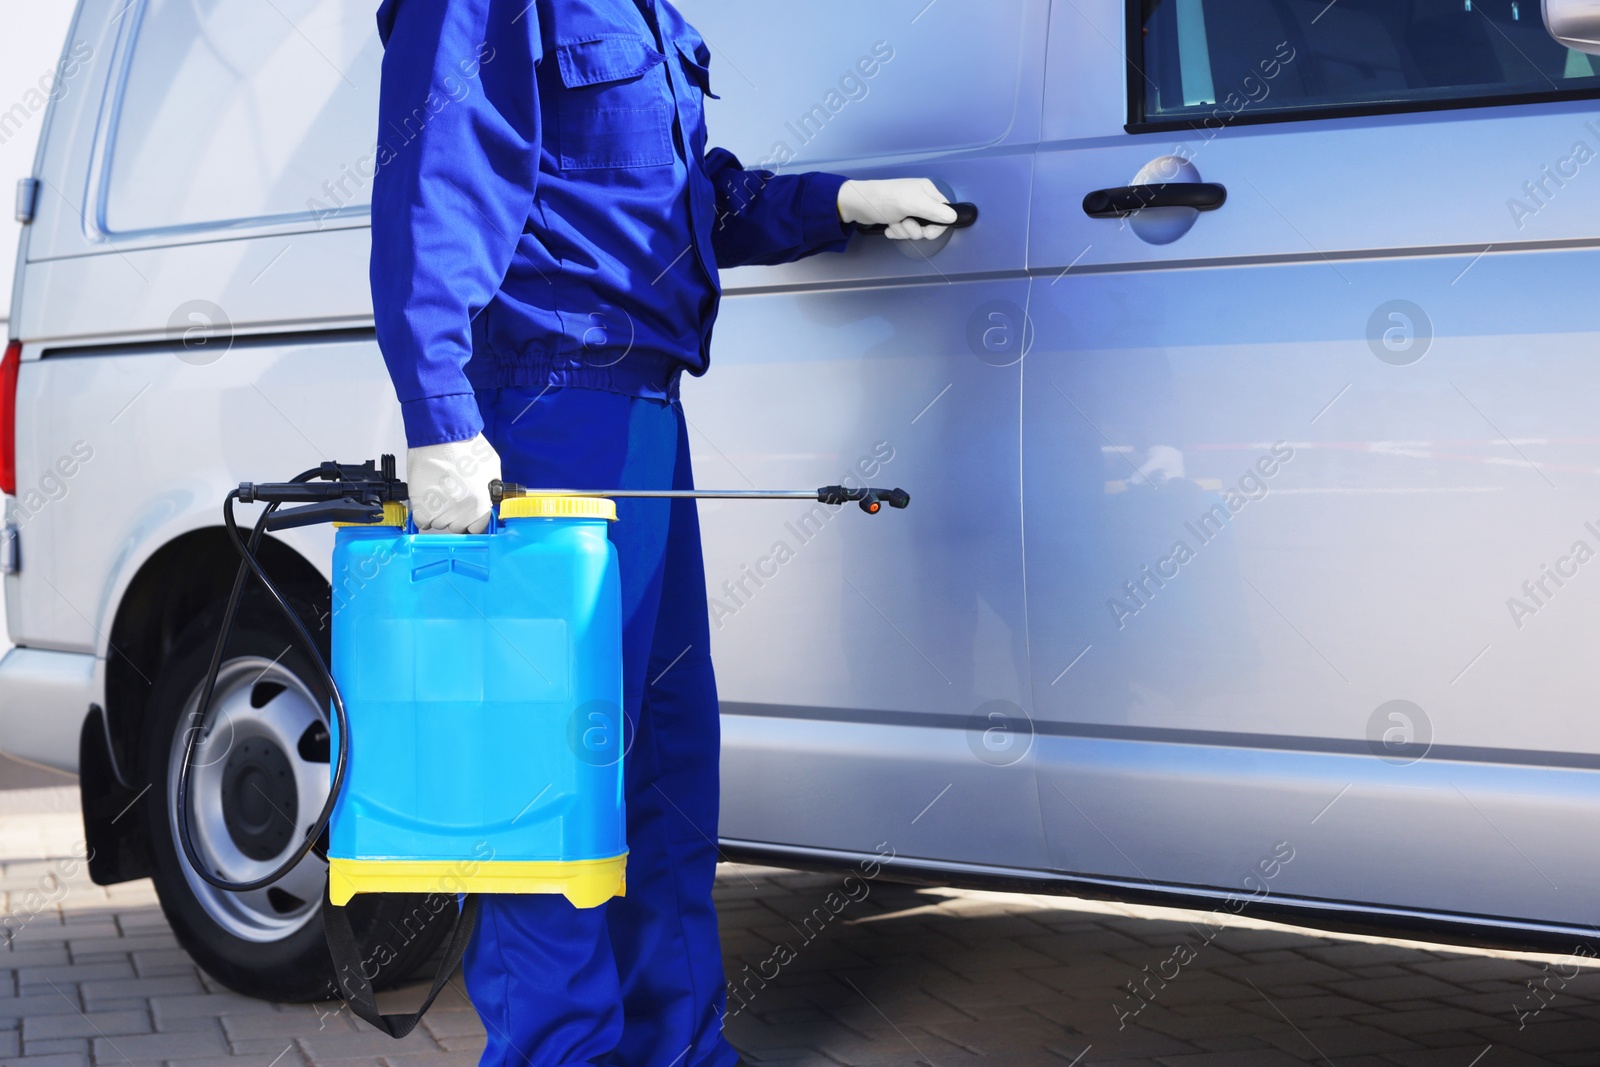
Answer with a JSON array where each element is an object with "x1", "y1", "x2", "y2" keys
[
  {"x1": 1135, "y1": 0, "x2": 1600, "y2": 125},
  {"x1": 102, "y1": 0, "x2": 380, "y2": 234}
]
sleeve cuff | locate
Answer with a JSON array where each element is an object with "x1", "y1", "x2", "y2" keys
[
  {"x1": 800, "y1": 171, "x2": 853, "y2": 248},
  {"x1": 400, "y1": 393, "x2": 484, "y2": 448}
]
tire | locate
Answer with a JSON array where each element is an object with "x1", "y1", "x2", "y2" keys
[{"x1": 141, "y1": 594, "x2": 455, "y2": 1002}]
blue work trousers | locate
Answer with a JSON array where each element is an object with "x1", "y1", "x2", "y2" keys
[{"x1": 462, "y1": 385, "x2": 736, "y2": 1067}]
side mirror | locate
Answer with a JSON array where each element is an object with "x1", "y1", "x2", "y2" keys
[{"x1": 1544, "y1": 0, "x2": 1600, "y2": 55}]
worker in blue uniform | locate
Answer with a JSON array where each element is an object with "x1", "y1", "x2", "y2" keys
[{"x1": 370, "y1": 1, "x2": 955, "y2": 1064}]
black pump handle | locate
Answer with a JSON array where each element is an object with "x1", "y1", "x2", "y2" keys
[
  {"x1": 857, "y1": 201, "x2": 979, "y2": 235},
  {"x1": 238, "y1": 455, "x2": 407, "y2": 507},
  {"x1": 1082, "y1": 183, "x2": 1227, "y2": 219},
  {"x1": 262, "y1": 500, "x2": 385, "y2": 531}
]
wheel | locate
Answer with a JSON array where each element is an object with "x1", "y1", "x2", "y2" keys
[{"x1": 141, "y1": 594, "x2": 455, "y2": 1002}]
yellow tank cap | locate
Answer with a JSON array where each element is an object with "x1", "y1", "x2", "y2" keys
[
  {"x1": 500, "y1": 495, "x2": 617, "y2": 521},
  {"x1": 333, "y1": 501, "x2": 408, "y2": 528}
]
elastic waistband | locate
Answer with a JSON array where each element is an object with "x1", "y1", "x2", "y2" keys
[{"x1": 470, "y1": 349, "x2": 688, "y2": 401}]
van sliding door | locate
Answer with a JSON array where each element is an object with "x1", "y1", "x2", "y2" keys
[{"x1": 678, "y1": 0, "x2": 1051, "y2": 873}]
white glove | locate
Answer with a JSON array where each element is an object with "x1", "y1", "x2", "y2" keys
[
  {"x1": 838, "y1": 178, "x2": 958, "y2": 240},
  {"x1": 406, "y1": 434, "x2": 502, "y2": 534}
]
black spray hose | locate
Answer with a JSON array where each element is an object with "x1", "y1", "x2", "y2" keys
[{"x1": 176, "y1": 473, "x2": 353, "y2": 893}]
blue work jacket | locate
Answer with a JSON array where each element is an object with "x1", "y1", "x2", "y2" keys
[{"x1": 372, "y1": 0, "x2": 855, "y2": 447}]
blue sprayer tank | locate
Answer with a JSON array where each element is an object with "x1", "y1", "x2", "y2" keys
[{"x1": 326, "y1": 495, "x2": 625, "y2": 908}]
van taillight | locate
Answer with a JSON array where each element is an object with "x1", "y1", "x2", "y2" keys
[{"x1": 0, "y1": 341, "x2": 18, "y2": 496}]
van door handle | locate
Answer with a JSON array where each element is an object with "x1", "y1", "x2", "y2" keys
[
  {"x1": 857, "y1": 201, "x2": 980, "y2": 235},
  {"x1": 1082, "y1": 183, "x2": 1227, "y2": 219}
]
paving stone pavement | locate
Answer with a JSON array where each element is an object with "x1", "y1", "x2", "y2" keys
[{"x1": 5, "y1": 784, "x2": 1600, "y2": 1066}]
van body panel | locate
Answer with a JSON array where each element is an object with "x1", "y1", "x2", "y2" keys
[
  {"x1": 689, "y1": 0, "x2": 1050, "y2": 167},
  {"x1": 719, "y1": 710, "x2": 1049, "y2": 871},
  {"x1": 0, "y1": 647, "x2": 98, "y2": 770},
  {"x1": 20, "y1": 0, "x2": 128, "y2": 267},
  {"x1": 9, "y1": 338, "x2": 399, "y2": 651},
  {"x1": 1035, "y1": 735, "x2": 1600, "y2": 929},
  {"x1": 1039, "y1": 0, "x2": 1123, "y2": 144},
  {"x1": 18, "y1": 230, "x2": 372, "y2": 345},
  {"x1": 684, "y1": 277, "x2": 1029, "y2": 715},
  {"x1": 1021, "y1": 253, "x2": 1600, "y2": 751},
  {"x1": 4, "y1": 2, "x2": 94, "y2": 330}
]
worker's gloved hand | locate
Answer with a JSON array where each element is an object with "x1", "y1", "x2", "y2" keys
[
  {"x1": 406, "y1": 434, "x2": 502, "y2": 534},
  {"x1": 838, "y1": 178, "x2": 958, "y2": 240}
]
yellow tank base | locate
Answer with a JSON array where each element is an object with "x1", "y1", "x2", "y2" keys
[{"x1": 327, "y1": 854, "x2": 627, "y2": 908}]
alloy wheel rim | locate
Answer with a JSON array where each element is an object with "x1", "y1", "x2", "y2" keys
[{"x1": 165, "y1": 655, "x2": 330, "y2": 942}]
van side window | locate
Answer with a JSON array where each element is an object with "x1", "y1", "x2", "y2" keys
[
  {"x1": 1133, "y1": 0, "x2": 1600, "y2": 127},
  {"x1": 101, "y1": 0, "x2": 380, "y2": 235}
]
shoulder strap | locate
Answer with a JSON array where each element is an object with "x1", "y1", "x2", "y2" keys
[{"x1": 323, "y1": 891, "x2": 480, "y2": 1039}]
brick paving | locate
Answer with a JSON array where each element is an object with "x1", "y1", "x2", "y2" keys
[{"x1": 4, "y1": 784, "x2": 1600, "y2": 1065}]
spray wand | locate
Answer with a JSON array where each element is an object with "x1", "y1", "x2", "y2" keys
[{"x1": 491, "y1": 481, "x2": 910, "y2": 514}]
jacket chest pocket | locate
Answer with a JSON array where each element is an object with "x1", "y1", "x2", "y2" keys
[
  {"x1": 554, "y1": 34, "x2": 674, "y2": 171},
  {"x1": 674, "y1": 35, "x2": 717, "y2": 103}
]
